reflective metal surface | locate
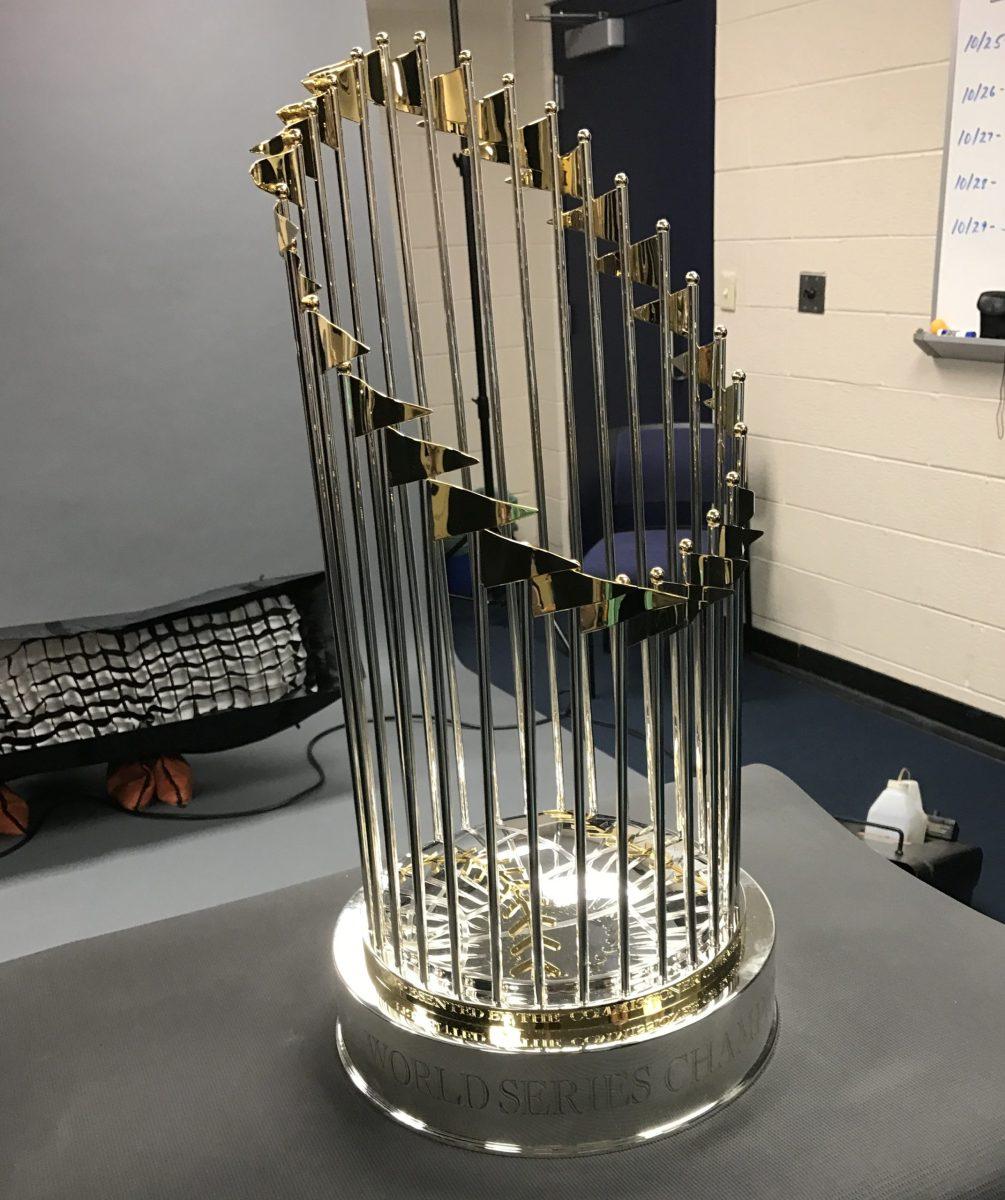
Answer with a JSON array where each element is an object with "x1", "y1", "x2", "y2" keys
[
  {"x1": 334, "y1": 873, "x2": 777, "y2": 1154},
  {"x1": 248, "y1": 32, "x2": 769, "y2": 1156}
]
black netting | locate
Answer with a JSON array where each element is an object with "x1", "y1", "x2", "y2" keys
[{"x1": 0, "y1": 594, "x2": 310, "y2": 755}]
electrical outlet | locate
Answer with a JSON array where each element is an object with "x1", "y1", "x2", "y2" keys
[
  {"x1": 719, "y1": 270, "x2": 737, "y2": 312},
  {"x1": 799, "y1": 272, "x2": 826, "y2": 314}
]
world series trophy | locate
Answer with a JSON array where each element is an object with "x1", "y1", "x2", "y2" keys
[{"x1": 249, "y1": 33, "x2": 776, "y2": 1155}]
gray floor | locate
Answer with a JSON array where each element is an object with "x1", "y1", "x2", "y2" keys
[
  {"x1": 0, "y1": 663, "x2": 563, "y2": 963},
  {"x1": 0, "y1": 708, "x2": 351, "y2": 963}
]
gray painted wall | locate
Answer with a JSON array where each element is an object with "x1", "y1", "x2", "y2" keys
[{"x1": 0, "y1": 0, "x2": 371, "y2": 626}]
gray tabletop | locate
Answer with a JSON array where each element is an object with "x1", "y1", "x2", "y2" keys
[{"x1": 2, "y1": 764, "x2": 1003, "y2": 1199}]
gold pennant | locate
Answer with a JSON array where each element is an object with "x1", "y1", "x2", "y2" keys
[
  {"x1": 562, "y1": 187, "x2": 619, "y2": 242},
  {"x1": 383, "y1": 428, "x2": 478, "y2": 485},
  {"x1": 732, "y1": 483, "x2": 755, "y2": 527},
  {"x1": 255, "y1": 119, "x2": 317, "y2": 180},
  {"x1": 671, "y1": 341, "x2": 715, "y2": 388},
  {"x1": 633, "y1": 286, "x2": 691, "y2": 333},
  {"x1": 623, "y1": 599, "x2": 695, "y2": 646},
  {"x1": 273, "y1": 203, "x2": 298, "y2": 255},
  {"x1": 431, "y1": 66, "x2": 467, "y2": 134},
  {"x1": 477, "y1": 531, "x2": 579, "y2": 588},
  {"x1": 249, "y1": 148, "x2": 305, "y2": 208},
  {"x1": 597, "y1": 234, "x2": 661, "y2": 288},
  {"x1": 276, "y1": 100, "x2": 313, "y2": 123},
  {"x1": 362, "y1": 49, "x2": 383, "y2": 105},
  {"x1": 478, "y1": 88, "x2": 511, "y2": 164},
  {"x1": 427, "y1": 481, "x2": 535, "y2": 540},
  {"x1": 310, "y1": 312, "x2": 368, "y2": 371},
  {"x1": 519, "y1": 117, "x2": 553, "y2": 190},
  {"x1": 303, "y1": 60, "x2": 361, "y2": 125},
  {"x1": 392, "y1": 48, "x2": 423, "y2": 114},
  {"x1": 530, "y1": 571, "x2": 685, "y2": 634},
  {"x1": 559, "y1": 143, "x2": 584, "y2": 198},
  {"x1": 343, "y1": 375, "x2": 431, "y2": 436}
]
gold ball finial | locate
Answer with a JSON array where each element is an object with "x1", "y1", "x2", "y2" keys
[
  {"x1": 679, "y1": 538, "x2": 693, "y2": 555},
  {"x1": 615, "y1": 572, "x2": 631, "y2": 586},
  {"x1": 734, "y1": 421, "x2": 748, "y2": 436},
  {"x1": 685, "y1": 270, "x2": 700, "y2": 284},
  {"x1": 726, "y1": 470, "x2": 740, "y2": 487},
  {"x1": 577, "y1": 128, "x2": 591, "y2": 141},
  {"x1": 714, "y1": 324, "x2": 727, "y2": 338},
  {"x1": 274, "y1": 182, "x2": 289, "y2": 199},
  {"x1": 706, "y1": 507, "x2": 721, "y2": 528},
  {"x1": 732, "y1": 368, "x2": 746, "y2": 382},
  {"x1": 350, "y1": 46, "x2": 363, "y2": 60},
  {"x1": 375, "y1": 31, "x2": 389, "y2": 46},
  {"x1": 614, "y1": 171, "x2": 628, "y2": 185},
  {"x1": 413, "y1": 30, "x2": 426, "y2": 43},
  {"x1": 649, "y1": 565, "x2": 665, "y2": 585},
  {"x1": 300, "y1": 293, "x2": 319, "y2": 311},
  {"x1": 502, "y1": 72, "x2": 514, "y2": 84},
  {"x1": 544, "y1": 100, "x2": 557, "y2": 113},
  {"x1": 656, "y1": 218, "x2": 669, "y2": 231},
  {"x1": 458, "y1": 49, "x2": 472, "y2": 63}
]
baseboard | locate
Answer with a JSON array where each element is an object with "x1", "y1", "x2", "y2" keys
[{"x1": 746, "y1": 627, "x2": 1005, "y2": 761}]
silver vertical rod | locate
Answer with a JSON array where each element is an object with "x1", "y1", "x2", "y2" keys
[
  {"x1": 613, "y1": 173, "x2": 659, "y2": 846},
  {"x1": 347, "y1": 50, "x2": 442, "y2": 843},
  {"x1": 710, "y1": 327, "x2": 729, "y2": 947},
  {"x1": 734, "y1": 421, "x2": 748, "y2": 487},
  {"x1": 278, "y1": 215, "x2": 380, "y2": 944},
  {"x1": 376, "y1": 39, "x2": 468, "y2": 834},
  {"x1": 292, "y1": 117, "x2": 402, "y2": 969},
  {"x1": 411, "y1": 33, "x2": 502, "y2": 997},
  {"x1": 458, "y1": 50, "x2": 530, "y2": 801},
  {"x1": 313, "y1": 102, "x2": 428, "y2": 981},
  {"x1": 546, "y1": 102, "x2": 594, "y2": 1001},
  {"x1": 649, "y1": 566, "x2": 668, "y2": 981},
  {"x1": 519, "y1": 580, "x2": 545, "y2": 1005},
  {"x1": 578, "y1": 131, "x2": 624, "y2": 834},
  {"x1": 406, "y1": 94, "x2": 498, "y2": 970},
  {"x1": 712, "y1": 327, "x2": 728, "y2": 512},
  {"x1": 684, "y1": 271, "x2": 707, "y2": 886},
  {"x1": 579, "y1": 134, "x2": 616, "y2": 577},
  {"x1": 578, "y1": 139, "x2": 623, "y2": 878},
  {"x1": 414, "y1": 34, "x2": 470, "y2": 478},
  {"x1": 655, "y1": 218, "x2": 696, "y2": 974},
  {"x1": 458, "y1": 51, "x2": 541, "y2": 1004},
  {"x1": 370, "y1": 36, "x2": 463, "y2": 989},
  {"x1": 705, "y1": 505, "x2": 723, "y2": 950},
  {"x1": 470, "y1": 534, "x2": 503, "y2": 1001},
  {"x1": 502, "y1": 74, "x2": 567, "y2": 815},
  {"x1": 613, "y1": 606, "x2": 631, "y2": 996},
  {"x1": 729, "y1": 468, "x2": 743, "y2": 916},
  {"x1": 410, "y1": 32, "x2": 478, "y2": 836},
  {"x1": 676, "y1": 541, "x2": 699, "y2": 966},
  {"x1": 728, "y1": 376, "x2": 747, "y2": 916},
  {"x1": 580, "y1": 136, "x2": 629, "y2": 990},
  {"x1": 685, "y1": 272, "x2": 704, "y2": 546},
  {"x1": 291, "y1": 140, "x2": 402, "y2": 967}
]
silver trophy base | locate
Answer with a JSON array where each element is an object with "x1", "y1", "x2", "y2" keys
[{"x1": 333, "y1": 871, "x2": 777, "y2": 1156}]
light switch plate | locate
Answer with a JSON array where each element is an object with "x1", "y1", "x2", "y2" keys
[
  {"x1": 799, "y1": 272, "x2": 826, "y2": 314},
  {"x1": 719, "y1": 270, "x2": 737, "y2": 312}
]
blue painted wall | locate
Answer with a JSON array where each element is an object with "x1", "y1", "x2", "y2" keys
[{"x1": 553, "y1": 0, "x2": 716, "y2": 554}]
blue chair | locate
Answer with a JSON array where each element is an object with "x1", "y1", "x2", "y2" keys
[{"x1": 582, "y1": 423, "x2": 716, "y2": 583}]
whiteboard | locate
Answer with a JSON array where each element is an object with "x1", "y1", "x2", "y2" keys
[{"x1": 933, "y1": 0, "x2": 1005, "y2": 331}]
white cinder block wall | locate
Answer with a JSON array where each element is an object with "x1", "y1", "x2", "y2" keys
[
  {"x1": 716, "y1": 0, "x2": 1005, "y2": 718},
  {"x1": 366, "y1": 2, "x2": 566, "y2": 549}
]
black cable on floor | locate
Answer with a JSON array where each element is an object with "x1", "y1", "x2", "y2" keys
[{"x1": 0, "y1": 700, "x2": 572, "y2": 862}]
